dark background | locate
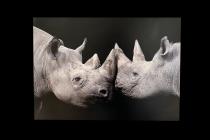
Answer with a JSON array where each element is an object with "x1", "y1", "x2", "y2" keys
[{"x1": 33, "y1": 18, "x2": 181, "y2": 120}]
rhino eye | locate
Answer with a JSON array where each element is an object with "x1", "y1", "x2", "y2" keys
[
  {"x1": 73, "y1": 76, "x2": 81, "y2": 82},
  {"x1": 132, "y1": 72, "x2": 139, "y2": 77}
]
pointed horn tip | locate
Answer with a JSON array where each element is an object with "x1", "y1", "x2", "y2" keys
[
  {"x1": 93, "y1": 53, "x2": 99, "y2": 58},
  {"x1": 135, "y1": 39, "x2": 139, "y2": 44},
  {"x1": 134, "y1": 39, "x2": 141, "y2": 48},
  {"x1": 161, "y1": 36, "x2": 168, "y2": 41},
  {"x1": 83, "y1": 38, "x2": 87, "y2": 44},
  {"x1": 114, "y1": 44, "x2": 123, "y2": 53},
  {"x1": 114, "y1": 43, "x2": 120, "y2": 49}
]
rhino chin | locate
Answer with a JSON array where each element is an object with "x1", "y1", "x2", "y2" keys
[
  {"x1": 116, "y1": 83, "x2": 137, "y2": 98},
  {"x1": 73, "y1": 93, "x2": 111, "y2": 107}
]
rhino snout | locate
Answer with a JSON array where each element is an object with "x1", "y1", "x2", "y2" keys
[{"x1": 115, "y1": 79, "x2": 118, "y2": 86}]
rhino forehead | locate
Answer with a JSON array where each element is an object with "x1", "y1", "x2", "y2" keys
[
  {"x1": 133, "y1": 61, "x2": 152, "y2": 72},
  {"x1": 117, "y1": 67, "x2": 130, "y2": 78},
  {"x1": 118, "y1": 61, "x2": 151, "y2": 76},
  {"x1": 74, "y1": 69, "x2": 107, "y2": 82}
]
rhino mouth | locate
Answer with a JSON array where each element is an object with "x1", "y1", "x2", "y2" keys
[
  {"x1": 115, "y1": 83, "x2": 137, "y2": 97},
  {"x1": 84, "y1": 94, "x2": 111, "y2": 106},
  {"x1": 93, "y1": 92, "x2": 110, "y2": 100},
  {"x1": 85, "y1": 90, "x2": 111, "y2": 103}
]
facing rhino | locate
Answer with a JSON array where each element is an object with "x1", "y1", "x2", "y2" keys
[
  {"x1": 115, "y1": 36, "x2": 180, "y2": 98},
  {"x1": 34, "y1": 26, "x2": 116, "y2": 107}
]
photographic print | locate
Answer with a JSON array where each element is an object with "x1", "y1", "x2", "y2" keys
[{"x1": 33, "y1": 17, "x2": 181, "y2": 120}]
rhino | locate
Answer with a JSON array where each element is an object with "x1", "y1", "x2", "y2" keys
[
  {"x1": 33, "y1": 26, "x2": 116, "y2": 108},
  {"x1": 115, "y1": 36, "x2": 180, "y2": 98}
]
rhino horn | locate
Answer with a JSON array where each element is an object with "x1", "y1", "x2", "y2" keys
[
  {"x1": 114, "y1": 43, "x2": 131, "y2": 68},
  {"x1": 100, "y1": 49, "x2": 116, "y2": 77},
  {"x1": 75, "y1": 38, "x2": 87, "y2": 55},
  {"x1": 85, "y1": 53, "x2": 101, "y2": 69},
  {"x1": 133, "y1": 40, "x2": 145, "y2": 62}
]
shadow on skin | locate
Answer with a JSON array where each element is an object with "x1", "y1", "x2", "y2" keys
[
  {"x1": 34, "y1": 90, "x2": 179, "y2": 120},
  {"x1": 113, "y1": 90, "x2": 179, "y2": 120},
  {"x1": 34, "y1": 93, "x2": 118, "y2": 120}
]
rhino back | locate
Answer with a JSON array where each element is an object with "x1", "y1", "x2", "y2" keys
[
  {"x1": 162, "y1": 42, "x2": 180, "y2": 96},
  {"x1": 172, "y1": 43, "x2": 180, "y2": 96},
  {"x1": 33, "y1": 26, "x2": 53, "y2": 55}
]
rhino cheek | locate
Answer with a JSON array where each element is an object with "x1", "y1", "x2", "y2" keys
[
  {"x1": 50, "y1": 69, "x2": 91, "y2": 106},
  {"x1": 135, "y1": 78, "x2": 160, "y2": 99},
  {"x1": 53, "y1": 85, "x2": 88, "y2": 106},
  {"x1": 116, "y1": 71, "x2": 140, "y2": 97},
  {"x1": 48, "y1": 69, "x2": 73, "y2": 102},
  {"x1": 67, "y1": 93, "x2": 89, "y2": 107},
  {"x1": 115, "y1": 75, "x2": 131, "y2": 95},
  {"x1": 52, "y1": 83, "x2": 74, "y2": 103}
]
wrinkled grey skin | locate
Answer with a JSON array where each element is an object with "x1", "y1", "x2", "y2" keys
[
  {"x1": 34, "y1": 26, "x2": 116, "y2": 107},
  {"x1": 115, "y1": 36, "x2": 180, "y2": 98}
]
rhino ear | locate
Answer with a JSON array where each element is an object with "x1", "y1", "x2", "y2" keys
[
  {"x1": 114, "y1": 43, "x2": 131, "y2": 68},
  {"x1": 85, "y1": 53, "x2": 101, "y2": 69},
  {"x1": 133, "y1": 40, "x2": 145, "y2": 62},
  {"x1": 100, "y1": 49, "x2": 116, "y2": 77},
  {"x1": 160, "y1": 36, "x2": 170, "y2": 56},
  {"x1": 75, "y1": 38, "x2": 87, "y2": 55},
  {"x1": 47, "y1": 37, "x2": 62, "y2": 59}
]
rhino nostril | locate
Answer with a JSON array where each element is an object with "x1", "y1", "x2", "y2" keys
[{"x1": 99, "y1": 89, "x2": 108, "y2": 96}]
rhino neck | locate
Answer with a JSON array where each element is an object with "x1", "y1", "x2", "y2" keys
[
  {"x1": 137, "y1": 60, "x2": 178, "y2": 98},
  {"x1": 34, "y1": 51, "x2": 52, "y2": 97},
  {"x1": 155, "y1": 50, "x2": 180, "y2": 97},
  {"x1": 149, "y1": 43, "x2": 180, "y2": 97},
  {"x1": 171, "y1": 53, "x2": 180, "y2": 97},
  {"x1": 33, "y1": 27, "x2": 54, "y2": 97},
  {"x1": 167, "y1": 44, "x2": 180, "y2": 97}
]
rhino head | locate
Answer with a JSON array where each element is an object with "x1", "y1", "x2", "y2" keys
[
  {"x1": 34, "y1": 34, "x2": 116, "y2": 107},
  {"x1": 49, "y1": 39, "x2": 117, "y2": 107},
  {"x1": 114, "y1": 36, "x2": 180, "y2": 98}
]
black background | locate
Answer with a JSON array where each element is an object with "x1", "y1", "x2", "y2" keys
[
  {"x1": 34, "y1": 18, "x2": 181, "y2": 120},
  {"x1": 33, "y1": 18, "x2": 180, "y2": 62},
  {"x1": 3, "y1": 0, "x2": 204, "y2": 134}
]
